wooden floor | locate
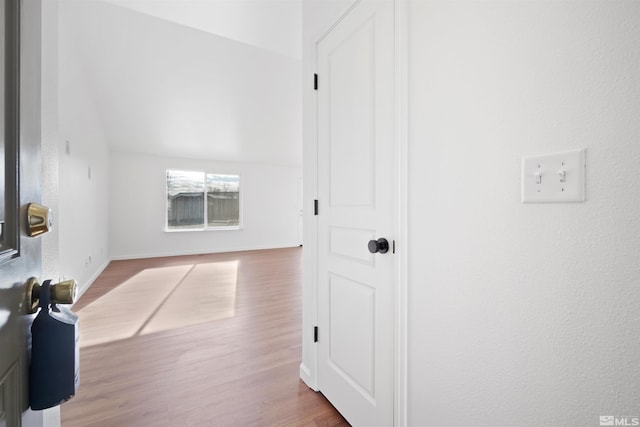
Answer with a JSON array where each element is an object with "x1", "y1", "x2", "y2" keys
[{"x1": 61, "y1": 247, "x2": 349, "y2": 427}]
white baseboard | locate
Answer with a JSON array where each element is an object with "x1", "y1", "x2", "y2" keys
[
  {"x1": 110, "y1": 244, "x2": 301, "y2": 261},
  {"x1": 74, "y1": 245, "x2": 299, "y2": 302},
  {"x1": 299, "y1": 362, "x2": 318, "y2": 391},
  {"x1": 76, "y1": 259, "x2": 111, "y2": 301}
]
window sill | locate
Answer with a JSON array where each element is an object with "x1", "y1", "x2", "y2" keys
[{"x1": 164, "y1": 226, "x2": 242, "y2": 233}]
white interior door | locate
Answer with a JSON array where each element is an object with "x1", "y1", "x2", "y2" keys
[{"x1": 316, "y1": 1, "x2": 395, "y2": 426}]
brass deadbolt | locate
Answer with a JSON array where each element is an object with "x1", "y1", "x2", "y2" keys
[{"x1": 27, "y1": 203, "x2": 53, "y2": 237}]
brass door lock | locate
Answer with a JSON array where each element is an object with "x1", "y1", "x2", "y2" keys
[
  {"x1": 27, "y1": 203, "x2": 53, "y2": 237},
  {"x1": 26, "y1": 278, "x2": 77, "y2": 314}
]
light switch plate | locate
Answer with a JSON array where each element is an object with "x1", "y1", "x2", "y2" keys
[{"x1": 522, "y1": 149, "x2": 586, "y2": 203}]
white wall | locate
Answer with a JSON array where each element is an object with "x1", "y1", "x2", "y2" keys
[
  {"x1": 41, "y1": 0, "x2": 60, "y2": 283},
  {"x1": 58, "y1": 4, "x2": 111, "y2": 295},
  {"x1": 407, "y1": 1, "x2": 640, "y2": 426},
  {"x1": 109, "y1": 151, "x2": 301, "y2": 260}
]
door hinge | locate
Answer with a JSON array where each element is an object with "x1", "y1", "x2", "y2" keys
[
  {"x1": 314, "y1": 199, "x2": 318, "y2": 216},
  {"x1": 314, "y1": 73, "x2": 318, "y2": 90},
  {"x1": 314, "y1": 326, "x2": 319, "y2": 343}
]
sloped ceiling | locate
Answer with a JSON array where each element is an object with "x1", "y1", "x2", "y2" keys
[
  {"x1": 60, "y1": 0, "x2": 302, "y2": 166},
  {"x1": 102, "y1": 0, "x2": 302, "y2": 59}
]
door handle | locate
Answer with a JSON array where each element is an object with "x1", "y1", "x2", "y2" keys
[
  {"x1": 26, "y1": 278, "x2": 78, "y2": 314},
  {"x1": 368, "y1": 238, "x2": 389, "y2": 254}
]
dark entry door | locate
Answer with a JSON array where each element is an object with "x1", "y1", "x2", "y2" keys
[{"x1": 1, "y1": 1, "x2": 46, "y2": 425}]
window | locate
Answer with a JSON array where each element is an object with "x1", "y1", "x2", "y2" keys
[{"x1": 166, "y1": 170, "x2": 240, "y2": 230}]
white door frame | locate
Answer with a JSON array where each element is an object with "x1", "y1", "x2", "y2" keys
[{"x1": 300, "y1": 0, "x2": 409, "y2": 425}]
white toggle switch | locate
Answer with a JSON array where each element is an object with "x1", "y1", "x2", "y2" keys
[
  {"x1": 522, "y1": 149, "x2": 586, "y2": 203},
  {"x1": 557, "y1": 169, "x2": 566, "y2": 182},
  {"x1": 534, "y1": 169, "x2": 543, "y2": 184}
]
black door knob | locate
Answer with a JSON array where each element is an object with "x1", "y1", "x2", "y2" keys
[{"x1": 368, "y1": 238, "x2": 389, "y2": 254}]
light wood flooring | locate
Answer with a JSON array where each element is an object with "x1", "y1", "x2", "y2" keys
[{"x1": 61, "y1": 247, "x2": 349, "y2": 427}]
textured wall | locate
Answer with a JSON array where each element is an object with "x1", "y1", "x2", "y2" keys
[
  {"x1": 58, "y1": 3, "x2": 111, "y2": 295},
  {"x1": 407, "y1": 1, "x2": 640, "y2": 425},
  {"x1": 41, "y1": 0, "x2": 60, "y2": 282}
]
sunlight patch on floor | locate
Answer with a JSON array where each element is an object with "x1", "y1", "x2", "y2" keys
[
  {"x1": 77, "y1": 261, "x2": 238, "y2": 347},
  {"x1": 141, "y1": 261, "x2": 238, "y2": 335}
]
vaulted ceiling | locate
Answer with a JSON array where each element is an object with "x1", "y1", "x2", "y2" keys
[
  {"x1": 60, "y1": 0, "x2": 302, "y2": 166},
  {"x1": 101, "y1": 0, "x2": 302, "y2": 59}
]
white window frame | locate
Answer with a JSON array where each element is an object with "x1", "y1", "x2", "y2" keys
[{"x1": 165, "y1": 169, "x2": 242, "y2": 232}]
